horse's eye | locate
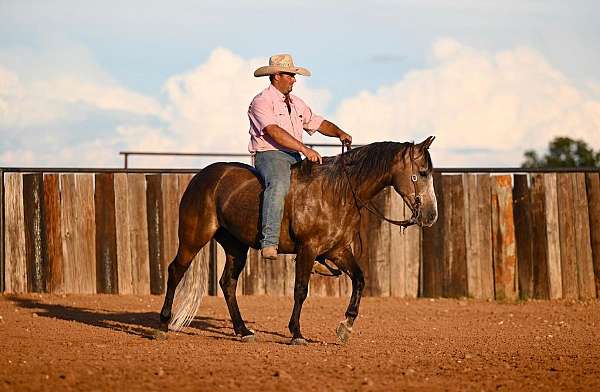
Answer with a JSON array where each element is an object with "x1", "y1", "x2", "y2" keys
[{"x1": 419, "y1": 170, "x2": 428, "y2": 177}]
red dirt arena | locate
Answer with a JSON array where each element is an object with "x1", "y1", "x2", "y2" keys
[{"x1": 1, "y1": 294, "x2": 599, "y2": 391}]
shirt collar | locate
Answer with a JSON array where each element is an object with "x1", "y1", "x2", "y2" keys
[{"x1": 268, "y1": 84, "x2": 292, "y2": 103}]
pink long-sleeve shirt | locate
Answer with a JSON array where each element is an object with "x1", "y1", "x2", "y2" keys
[{"x1": 248, "y1": 84, "x2": 324, "y2": 154}]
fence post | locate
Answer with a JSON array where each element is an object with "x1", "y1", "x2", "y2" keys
[{"x1": 0, "y1": 169, "x2": 4, "y2": 293}]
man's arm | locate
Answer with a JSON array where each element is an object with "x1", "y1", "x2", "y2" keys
[
  {"x1": 317, "y1": 120, "x2": 353, "y2": 145},
  {"x1": 263, "y1": 125, "x2": 322, "y2": 164}
]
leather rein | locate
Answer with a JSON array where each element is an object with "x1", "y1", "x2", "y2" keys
[{"x1": 340, "y1": 142, "x2": 420, "y2": 228}]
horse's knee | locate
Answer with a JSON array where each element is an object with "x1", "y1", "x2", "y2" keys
[
  {"x1": 355, "y1": 272, "x2": 365, "y2": 290},
  {"x1": 219, "y1": 275, "x2": 237, "y2": 298},
  {"x1": 294, "y1": 283, "x2": 309, "y2": 301},
  {"x1": 167, "y1": 260, "x2": 189, "y2": 283}
]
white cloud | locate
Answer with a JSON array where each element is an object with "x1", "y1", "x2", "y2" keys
[
  {"x1": 162, "y1": 47, "x2": 331, "y2": 153},
  {"x1": 0, "y1": 46, "x2": 332, "y2": 166},
  {"x1": 334, "y1": 38, "x2": 600, "y2": 166},
  {"x1": 2, "y1": 40, "x2": 599, "y2": 168}
]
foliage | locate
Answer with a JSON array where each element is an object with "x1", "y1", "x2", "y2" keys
[{"x1": 521, "y1": 137, "x2": 600, "y2": 168}]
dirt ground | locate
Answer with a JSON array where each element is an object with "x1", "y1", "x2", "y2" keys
[{"x1": 1, "y1": 293, "x2": 599, "y2": 392}]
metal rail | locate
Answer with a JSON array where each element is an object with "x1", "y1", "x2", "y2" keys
[
  {"x1": 0, "y1": 166, "x2": 597, "y2": 174},
  {"x1": 119, "y1": 143, "x2": 367, "y2": 168}
]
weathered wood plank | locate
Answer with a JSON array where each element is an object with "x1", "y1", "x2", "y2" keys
[
  {"x1": 284, "y1": 254, "x2": 296, "y2": 297},
  {"x1": 573, "y1": 173, "x2": 596, "y2": 299},
  {"x1": 557, "y1": 173, "x2": 578, "y2": 299},
  {"x1": 94, "y1": 173, "x2": 118, "y2": 294},
  {"x1": 4, "y1": 173, "x2": 27, "y2": 293},
  {"x1": 477, "y1": 175, "x2": 494, "y2": 300},
  {"x1": 161, "y1": 174, "x2": 179, "y2": 288},
  {"x1": 59, "y1": 174, "x2": 78, "y2": 293},
  {"x1": 465, "y1": 173, "x2": 494, "y2": 300},
  {"x1": 544, "y1": 173, "x2": 563, "y2": 299},
  {"x1": 513, "y1": 174, "x2": 534, "y2": 299},
  {"x1": 366, "y1": 189, "x2": 391, "y2": 296},
  {"x1": 43, "y1": 174, "x2": 64, "y2": 293},
  {"x1": 146, "y1": 174, "x2": 164, "y2": 294},
  {"x1": 389, "y1": 190, "x2": 406, "y2": 298},
  {"x1": 421, "y1": 172, "x2": 444, "y2": 297},
  {"x1": 265, "y1": 254, "x2": 286, "y2": 296},
  {"x1": 244, "y1": 248, "x2": 264, "y2": 295},
  {"x1": 75, "y1": 174, "x2": 96, "y2": 294},
  {"x1": 353, "y1": 206, "x2": 371, "y2": 296},
  {"x1": 443, "y1": 175, "x2": 467, "y2": 298},
  {"x1": 491, "y1": 175, "x2": 517, "y2": 301},
  {"x1": 530, "y1": 174, "x2": 549, "y2": 299},
  {"x1": 23, "y1": 173, "x2": 47, "y2": 292},
  {"x1": 114, "y1": 173, "x2": 133, "y2": 294},
  {"x1": 128, "y1": 174, "x2": 150, "y2": 295},
  {"x1": 213, "y1": 241, "x2": 226, "y2": 297},
  {"x1": 586, "y1": 173, "x2": 600, "y2": 298},
  {"x1": 309, "y1": 267, "x2": 329, "y2": 297},
  {"x1": 464, "y1": 174, "x2": 482, "y2": 299},
  {"x1": 324, "y1": 259, "x2": 341, "y2": 298},
  {"x1": 0, "y1": 170, "x2": 3, "y2": 292},
  {"x1": 404, "y1": 201, "x2": 421, "y2": 299},
  {"x1": 338, "y1": 269, "x2": 352, "y2": 298}
]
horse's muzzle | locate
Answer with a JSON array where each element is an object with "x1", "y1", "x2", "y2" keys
[{"x1": 418, "y1": 208, "x2": 438, "y2": 227}]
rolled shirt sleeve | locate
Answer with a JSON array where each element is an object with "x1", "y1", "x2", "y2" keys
[{"x1": 300, "y1": 102, "x2": 324, "y2": 135}]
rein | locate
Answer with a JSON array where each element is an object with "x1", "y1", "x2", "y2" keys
[{"x1": 340, "y1": 142, "x2": 419, "y2": 228}]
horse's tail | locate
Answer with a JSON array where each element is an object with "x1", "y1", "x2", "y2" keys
[{"x1": 168, "y1": 250, "x2": 210, "y2": 331}]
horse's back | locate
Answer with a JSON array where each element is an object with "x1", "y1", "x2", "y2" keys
[{"x1": 185, "y1": 162, "x2": 263, "y2": 247}]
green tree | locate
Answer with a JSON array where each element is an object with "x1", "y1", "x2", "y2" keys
[{"x1": 522, "y1": 137, "x2": 600, "y2": 168}]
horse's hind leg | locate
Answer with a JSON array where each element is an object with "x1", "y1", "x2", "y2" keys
[
  {"x1": 159, "y1": 243, "x2": 202, "y2": 330},
  {"x1": 215, "y1": 230, "x2": 253, "y2": 341},
  {"x1": 159, "y1": 223, "x2": 218, "y2": 330},
  {"x1": 329, "y1": 247, "x2": 365, "y2": 344}
]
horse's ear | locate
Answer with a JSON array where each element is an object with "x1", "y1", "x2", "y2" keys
[{"x1": 421, "y1": 136, "x2": 435, "y2": 150}]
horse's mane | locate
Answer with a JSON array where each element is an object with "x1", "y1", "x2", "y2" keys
[{"x1": 294, "y1": 141, "x2": 427, "y2": 197}]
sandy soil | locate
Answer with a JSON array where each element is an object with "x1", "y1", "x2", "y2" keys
[{"x1": 0, "y1": 293, "x2": 599, "y2": 391}]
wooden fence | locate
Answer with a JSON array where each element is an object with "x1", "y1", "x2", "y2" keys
[{"x1": 1, "y1": 169, "x2": 599, "y2": 300}]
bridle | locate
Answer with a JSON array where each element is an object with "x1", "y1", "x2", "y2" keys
[{"x1": 340, "y1": 142, "x2": 421, "y2": 228}]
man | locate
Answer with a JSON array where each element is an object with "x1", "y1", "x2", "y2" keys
[{"x1": 249, "y1": 53, "x2": 352, "y2": 260}]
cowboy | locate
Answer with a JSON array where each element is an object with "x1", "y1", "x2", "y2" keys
[{"x1": 249, "y1": 54, "x2": 352, "y2": 260}]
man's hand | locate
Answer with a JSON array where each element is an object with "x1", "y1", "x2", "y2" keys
[
  {"x1": 338, "y1": 130, "x2": 352, "y2": 146},
  {"x1": 301, "y1": 146, "x2": 323, "y2": 164}
]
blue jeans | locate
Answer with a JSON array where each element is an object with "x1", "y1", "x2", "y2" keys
[{"x1": 254, "y1": 150, "x2": 301, "y2": 248}]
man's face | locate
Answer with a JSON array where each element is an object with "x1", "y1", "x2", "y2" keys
[{"x1": 274, "y1": 72, "x2": 296, "y2": 95}]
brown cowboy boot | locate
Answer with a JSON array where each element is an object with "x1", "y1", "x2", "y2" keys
[
  {"x1": 261, "y1": 246, "x2": 278, "y2": 260},
  {"x1": 311, "y1": 258, "x2": 343, "y2": 277}
]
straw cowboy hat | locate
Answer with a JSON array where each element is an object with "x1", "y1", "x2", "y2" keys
[{"x1": 254, "y1": 54, "x2": 311, "y2": 77}]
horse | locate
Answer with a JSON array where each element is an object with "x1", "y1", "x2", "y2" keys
[{"x1": 159, "y1": 137, "x2": 438, "y2": 345}]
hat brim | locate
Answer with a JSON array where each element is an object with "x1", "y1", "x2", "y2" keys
[{"x1": 254, "y1": 66, "x2": 311, "y2": 77}]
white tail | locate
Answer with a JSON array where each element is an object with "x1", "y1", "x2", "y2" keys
[{"x1": 168, "y1": 249, "x2": 210, "y2": 332}]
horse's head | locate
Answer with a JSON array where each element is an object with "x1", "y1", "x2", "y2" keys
[{"x1": 390, "y1": 136, "x2": 438, "y2": 227}]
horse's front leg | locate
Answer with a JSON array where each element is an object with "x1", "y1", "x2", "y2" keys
[
  {"x1": 330, "y1": 247, "x2": 365, "y2": 344},
  {"x1": 288, "y1": 245, "x2": 316, "y2": 345}
]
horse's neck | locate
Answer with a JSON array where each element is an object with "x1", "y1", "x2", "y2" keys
[{"x1": 354, "y1": 172, "x2": 391, "y2": 202}]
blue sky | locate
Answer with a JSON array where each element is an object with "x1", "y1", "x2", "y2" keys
[{"x1": 1, "y1": 1, "x2": 599, "y2": 167}]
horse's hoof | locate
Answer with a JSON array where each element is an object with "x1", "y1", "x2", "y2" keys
[
  {"x1": 290, "y1": 337, "x2": 308, "y2": 346},
  {"x1": 239, "y1": 333, "x2": 256, "y2": 343},
  {"x1": 336, "y1": 321, "x2": 352, "y2": 344},
  {"x1": 158, "y1": 322, "x2": 170, "y2": 333},
  {"x1": 148, "y1": 329, "x2": 168, "y2": 340}
]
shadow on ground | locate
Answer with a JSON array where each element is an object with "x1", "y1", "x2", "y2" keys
[{"x1": 7, "y1": 296, "x2": 238, "y2": 340}]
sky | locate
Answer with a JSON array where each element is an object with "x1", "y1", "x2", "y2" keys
[{"x1": 1, "y1": 0, "x2": 599, "y2": 168}]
